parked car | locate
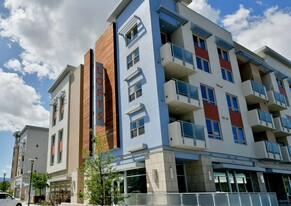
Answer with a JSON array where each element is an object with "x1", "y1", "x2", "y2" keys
[{"x1": 0, "y1": 192, "x2": 22, "y2": 206}]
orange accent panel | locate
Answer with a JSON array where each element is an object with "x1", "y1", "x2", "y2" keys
[
  {"x1": 203, "y1": 102, "x2": 219, "y2": 121},
  {"x1": 59, "y1": 141, "x2": 63, "y2": 152},
  {"x1": 51, "y1": 146, "x2": 55, "y2": 155},
  {"x1": 194, "y1": 46, "x2": 209, "y2": 60},
  {"x1": 229, "y1": 110, "x2": 243, "y2": 127},
  {"x1": 219, "y1": 58, "x2": 232, "y2": 71}
]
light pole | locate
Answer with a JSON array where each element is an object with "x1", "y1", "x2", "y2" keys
[
  {"x1": 28, "y1": 159, "x2": 35, "y2": 206},
  {"x1": 3, "y1": 173, "x2": 6, "y2": 182}
]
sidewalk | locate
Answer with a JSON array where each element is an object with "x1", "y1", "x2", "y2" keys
[{"x1": 22, "y1": 202, "x2": 38, "y2": 206}]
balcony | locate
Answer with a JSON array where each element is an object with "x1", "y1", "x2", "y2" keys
[
  {"x1": 160, "y1": 43, "x2": 196, "y2": 79},
  {"x1": 267, "y1": 90, "x2": 288, "y2": 112},
  {"x1": 254, "y1": 141, "x2": 282, "y2": 160},
  {"x1": 281, "y1": 146, "x2": 291, "y2": 162},
  {"x1": 274, "y1": 117, "x2": 291, "y2": 137},
  {"x1": 168, "y1": 121, "x2": 206, "y2": 150},
  {"x1": 241, "y1": 80, "x2": 268, "y2": 104},
  {"x1": 164, "y1": 79, "x2": 201, "y2": 114},
  {"x1": 247, "y1": 109, "x2": 275, "y2": 132}
]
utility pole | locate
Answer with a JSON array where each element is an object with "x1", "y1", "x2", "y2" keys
[{"x1": 28, "y1": 159, "x2": 35, "y2": 206}]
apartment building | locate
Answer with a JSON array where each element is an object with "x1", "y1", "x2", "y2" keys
[
  {"x1": 79, "y1": 0, "x2": 291, "y2": 203},
  {"x1": 10, "y1": 126, "x2": 48, "y2": 200},
  {"x1": 46, "y1": 65, "x2": 83, "y2": 203}
]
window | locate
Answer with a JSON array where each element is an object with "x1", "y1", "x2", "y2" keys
[
  {"x1": 201, "y1": 84, "x2": 216, "y2": 104},
  {"x1": 59, "y1": 96, "x2": 65, "y2": 121},
  {"x1": 217, "y1": 47, "x2": 229, "y2": 61},
  {"x1": 206, "y1": 119, "x2": 222, "y2": 140},
  {"x1": 226, "y1": 93, "x2": 239, "y2": 112},
  {"x1": 52, "y1": 103, "x2": 57, "y2": 126},
  {"x1": 127, "y1": 48, "x2": 140, "y2": 69},
  {"x1": 196, "y1": 57, "x2": 210, "y2": 73},
  {"x1": 161, "y1": 32, "x2": 170, "y2": 44},
  {"x1": 221, "y1": 68, "x2": 233, "y2": 83},
  {"x1": 126, "y1": 25, "x2": 138, "y2": 45},
  {"x1": 277, "y1": 78, "x2": 284, "y2": 88},
  {"x1": 193, "y1": 35, "x2": 206, "y2": 50},
  {"x1": 131, "y1": 118, "x2": 145, "y2": 138},
  {"x1": 129, "y1": 81, "x2": 142, "y2": 102},
  {"x1": 58, "y1": 130, "x2": 63, "y2": 163},
  {"x1": 51, "y1": 135, "x2": 55, "y2": 165},
  {"x1": 232, "y1": 126, "x2": 246, "y2": 144}
]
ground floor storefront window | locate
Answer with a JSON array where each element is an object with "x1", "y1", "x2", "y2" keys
[
  {"x1": 49, "y1": 180, "x2": 71, "y2": 203},
  {"x1": 119, "y1": 168, "x2": 147, "y2": 194}
]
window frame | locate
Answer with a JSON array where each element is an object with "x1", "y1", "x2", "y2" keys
[
  {"x1": 126, "y1": 24, "x2": 138, "y2": 46},
  {"x1": 51, "y1": 135, "x2": 55, "y2": 165},
  {"x1": 58, "y1": 130, "x2": 63, "y2": 163},
  {"x1": 206, "y1": 119, "x2": 222, "y2": 140},
  {"x1": 196, "y1": 57, "x2": 210, "y2": 73},
  {"x1": 217, "y1": 47, "x2": 229, "y2": 61},
  {"x1": 232, "y1": 126, "x2": 246, "y2": 145},
  {"x1": 226, "y1": 93, "x2": 240, "y2": 112},
  {"x1": 201, "y1": 84, "x2": 216, "y2": 104},
  {"x1": 221, "y1": 68, "x2": 234, "y2": 83},
  {"x1": 130, "y1": 118, "x2": 145, "y2": 138},
  {"x1": 129, "y1": 81, "x2": 143, "y2": 102},
  {"x1": 127, "y1": 48, "x2": 140, "y2": 69},
  {"x1": 193, "y1": 34, "x2": 207, "y2": 50},
  {"x1": 52, "y1": 103, "x2": 57, "y2": 126}
]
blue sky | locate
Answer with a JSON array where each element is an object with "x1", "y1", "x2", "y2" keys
[{"x1": 0, "y1": 0, "x2": 291, "y2": 178}]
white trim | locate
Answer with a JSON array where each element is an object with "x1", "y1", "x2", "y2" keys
[{"x1": 125, "y1": 103, "x2": 144, "y2": 115}]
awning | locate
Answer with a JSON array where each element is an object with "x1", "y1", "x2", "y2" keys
[
  {"x1": 266, "y1": 168, "x2": 291, "y2": 175},
  {"x1": 49, "y1": 175, "x2": 71, "y2": 183},
  {"x1": 114, "y1": 162, "x2": 145, "y2": 171},
  {"x1": 191, "y1": 23, "x2": 212, "y2": 38},
  {"x1": 216, "y1": 37, "x2": 234, "y2": 50},
  {"x1": 213, "y1": 163, "x2": 266, "y2": 172}
]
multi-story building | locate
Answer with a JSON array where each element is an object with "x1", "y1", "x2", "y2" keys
[
  {"x1": 10, "y1": 125, "x2": 48, "y2": 200},
  {"x1": 46, "y1": 65, "x2": 83, "y2": 203},
  {"x1": 79, "y1": 0, "x2": 291, "y2": 204}
]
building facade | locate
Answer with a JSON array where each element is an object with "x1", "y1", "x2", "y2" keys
[
  {"x1": 10, "y1": 126, "x2": 48, "y2": 200},
  {"x1": 80, "y1": 0, "x2": 291, "y2": 203},
  {"x1": 46, "y1": 65, "x2": 84, "y2": 203}
]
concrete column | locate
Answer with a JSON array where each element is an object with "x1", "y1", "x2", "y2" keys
[
  {"x1": 256, "y1": 172, "x2": 267, "y2": 192},
  {"x1": 226, "y1": 170, "x2": 232, "y2": 192},
  {"x1": 70, "y1": 170, "x2": 84, "y2": 203},
  {"x1": 185, "y1": 155, "x2": 216, "y2": 192},
  {"x1": 145, "y1": 150, "x2": 178, "y2": 193}
]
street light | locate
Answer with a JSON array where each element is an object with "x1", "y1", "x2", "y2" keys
[
  {"x1": 3, "y1": 173, "x2": 6, "y2": 182},
  {"x1": 28, "y1": 158, "x2": 36, "y2": 206}
]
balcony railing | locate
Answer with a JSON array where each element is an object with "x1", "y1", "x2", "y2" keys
[
  {"x1": 242, "y1": 80, "x2": 268, "y2": 104},
  {"x1": 267, "y1": 90, "x2": 288, "y2": 111},
  {"x1": 168, "y1": 121, "x2": 206, "y2": 150},
  {"x1": 160, "y1": 43, "x2": 196, "y2": 78},
  {"x1": 274, "y1": 117, "x2": 291, "y2": 137},
  {"x1": 248, "y1": 109, "x2": 274, "y2": 132},
  {"x1": 164, "y1": 79, "x2": 201, "y2": 114},
  {"x1": 124, "y1": 192, "x2": 278, "y2": 206},
  {"x1": 258, "y1": 110, "x2": 273, "y2": 125},
  {"x1": 254, "y1": 141, "x2": 282, "y2": 160}
]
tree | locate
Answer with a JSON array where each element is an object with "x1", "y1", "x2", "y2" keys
[
  {"x1": 0, "y1": 181, "x2": 10, "y2": 192},
  {"x1": 81, "y1": 134, "x2": 124, "y2": 206},
  {"x1": 31, "y1": 173, "x2": 50, "y2": 196}
]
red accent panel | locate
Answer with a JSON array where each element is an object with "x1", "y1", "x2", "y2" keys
[
  {"x1": 203, "y1": 102, "x2": 219, "y2": 121},
  {"x1": 219, "y1": 58, "x2": 232, "y2": 71},
  {"x1": 51, "y1": 146, "x2": 55, "y2": 155},
  {"x1": 279, "y1": 87, "x2": 287, "y2": 96},
  {"x1": 59, "y1": 141, "x2": 63, "y2": 152},
  {"x1": 229, "y1": 110, "x2": 243, "y2": 127},
  {"x1": 195, "y1": 46, "x2": 209, "y2": 60}
]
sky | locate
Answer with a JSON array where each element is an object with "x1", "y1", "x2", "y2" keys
[{"x1": 0, "y1": 0, "x2": 291, "y2": 178}]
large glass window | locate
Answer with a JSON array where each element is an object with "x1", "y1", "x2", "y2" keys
[
  {"x1": 226, "y1": 93, "x2": 239, "y2": 112},
  {"x1": 196, "y1": 57, "x2": 210, "y2": 73},
  {"x1": 193, "y1": 34, "x2": 206, "y2": 50},
  {"x1": 206, "y1": 119, "x2": 222, "y2": 140},
  {"x1": 131, "y1": 118, "x2": 145, "y2": 138},
  {"x1": 127, "y1": 48, "x2": 140, "y2": 69},
  {"x1": 201, "y1": 84, "x2": 216, "y2": 104},
  {"x1": 60, "y1": 96, "x2": 65, "y2": 121},
  {"x1": 126, "y1": 25, "x2": 138, "y2": 45},
  {"x1": 58, "y1": 130, "x2": 63, "y2": 163},
  {"x1": 217, "y1": 47, "x2": 229, "y2": 61},
  {"x1": 52, "y1": 103, "x2": 57, "y2": 126},
  {"x1": 129, "y1": 81, "x2": 142, "y2": 102},
  {"x1": 126, "y1": 168, "x2": 147, "y2": 193},
  {"x1": 51, "y1": 135, "x2": 55, "y2": 165}
]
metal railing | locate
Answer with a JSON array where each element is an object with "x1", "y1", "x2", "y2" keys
[
  {"x1": 258, "y1": 109, "x2": 273, "y2": 125},
  {"x1": 274, "y1": 91, "x2": 287, "y2": 105},
  {"x1": 281, "y1": 117, "x2": 291, "y2": 130},
  {"x1": 265, "y1": 141, "x2": 281, "y2": 156},
  {"x1": 124, "y1": 192, "x2": 278, "y2": 206},
  {"x1": 179, "y1": 121, "x2": 205, "y2": 141}
]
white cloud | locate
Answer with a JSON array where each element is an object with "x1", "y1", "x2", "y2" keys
[
  {"x1": 256, "y1": 1, "x2": 263, "y2": 6},
  {"x1": 0, "y1": 0, "x2": 119, "y2": 79},
  {"x1": 222, "y1": 6, "x2": 291, "y2": 60},
  {"x1": 188, "y1": 0, "x2": 220, "y2": 23},
  {"x1": 0, "y1": 69, "x2": 49, "y2": 132},
  {"x1": 4, "y1": 58, "x2": 22, "y2": 73}
]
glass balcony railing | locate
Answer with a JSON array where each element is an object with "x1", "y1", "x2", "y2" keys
[
  {"x1": 258, "y1": 110, "x2": 273, "y2": 125},
  {"x1": 281, "y1": 117, "x2": 291, "y2": 129},
  {"x1": 274, "y1": 91, "x2": 287, "y2": 105},
  {"x1": 180, "y1": 121, "x2": 205, "y2": 140},
  {"x1": 251, "y1": 81, "x2": 266, "y2": 96},
  {"x1": 171, "y1": 44, "x2": 194, "y2": 65},
  {"x1": 287, "y1": 146, "x2": 291, "y2": 157},
  {"x1": 265, "y1": 141, "x2": 281, "y2": 155},
  {"x1": 175, "y1": 79, "x2": 199, "y2": 100}
]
